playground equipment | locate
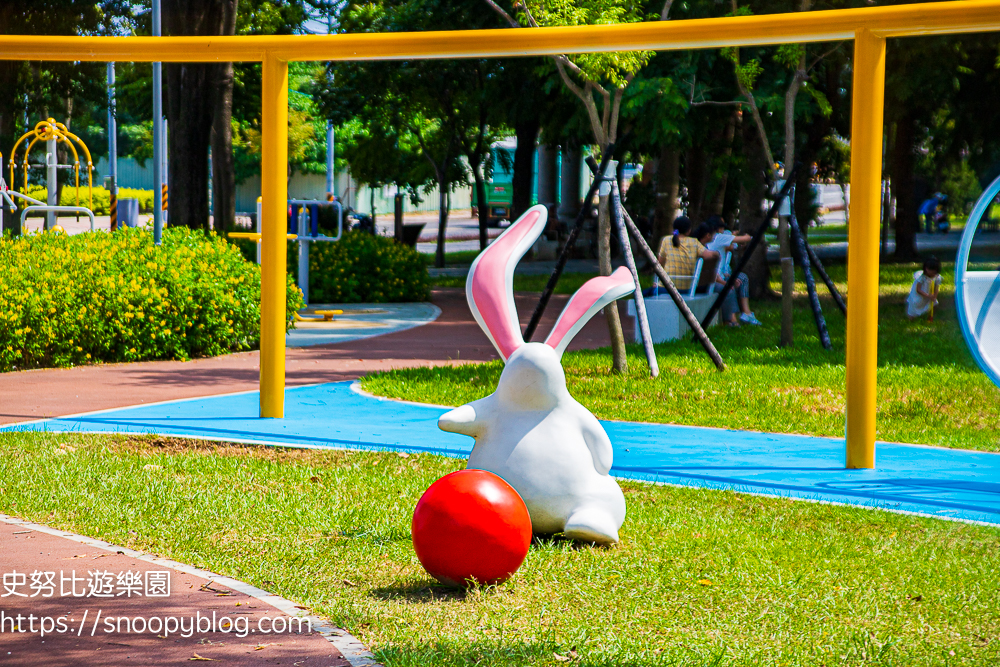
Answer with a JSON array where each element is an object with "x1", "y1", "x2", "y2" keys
[
  {"x1": 439, "y1": 205, "x2": 633, "y2": 544},
  {"x1": 955, "y1": 175, "x2": 1000, "y2": 389},
  {"x1": 229, "y1": 197, "x2": 343, "y2": 304},
  {"x1": 412, "y1": 469, "x2": 532, "y2": 587},
  {"x1": 8, "y1": 118, "x2": 95, "y2": 230},
  {"x1": 13, "y1": 0, "x2": 1000, "y2": 468}
]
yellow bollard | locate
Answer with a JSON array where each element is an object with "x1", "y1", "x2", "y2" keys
[
  {"x1": 259, "y1": 53, "x2": 289, "y2": 419},
  {"x1": 844, "y1": 29, "x2": 886, "y2": 469}
]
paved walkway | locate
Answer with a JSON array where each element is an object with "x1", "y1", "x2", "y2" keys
[
  {"x1": 0, "y1": 515, "x2": 373, "y2": 666},
  {"x1": 6, "y1": 382, "x2": 999, "y2": 527},
  {"x1": 0, "y1": 289, "x2": 623, "y2": 425}
]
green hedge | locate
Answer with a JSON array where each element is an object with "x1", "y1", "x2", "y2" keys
[
  {"x1": 288, "y1": 230, "x2": 429, "y2": 303},
  {"x1": 24, "y1": 185, "x2": 155, "y2": 215},
  {"x1": 0, "y1": 228, "x2": 303, "y2": 371}
]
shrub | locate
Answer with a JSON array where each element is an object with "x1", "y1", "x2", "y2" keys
[
  {"x1": 23, "y1": 185, "x2": 155, "y2": 215},
  {"x1": 0, "y1": 228, "x2": 303, "y2": 371},
  {"x1": 289, "y1": 230, "x2": 429, "y2": 303}
]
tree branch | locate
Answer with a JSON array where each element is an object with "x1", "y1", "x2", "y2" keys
[
  {"x1": 808, "y1": 41, "x2": 844, "y2": 73},
  {"x1": 482, "y1": 0, "x2": 519, "y2": 28},
  {"x1": 609, "y1": 83, "x2": 625, "y2": 144},
  {"x1": 555, "y1": 59, "x2": 605, "y2": 145},
  {"x1": 515, "y1": 0, "x2": 542, "y2": 28},
  {"x1": 599, "y1": 83, "x2": 612, "y2": 143},
  {"x1": 660, "y1": 0, "x2": 674, "y2": 21}
]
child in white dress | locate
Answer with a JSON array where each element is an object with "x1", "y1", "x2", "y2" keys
[{"x1": 907, "y1": 256, "x2": 942, "y2": 319}]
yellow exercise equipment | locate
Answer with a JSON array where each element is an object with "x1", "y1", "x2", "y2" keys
[{"x1": 9, "y1": 118, "x2": 94, "y2": 214}]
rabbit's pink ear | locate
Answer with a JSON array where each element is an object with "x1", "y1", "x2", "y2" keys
[
  {"x1": 544, "y1": 266, "x2": 635, "y2": 358},
  {"x1": 466, "y1": 205, "x2": 548, "y2": 361}
]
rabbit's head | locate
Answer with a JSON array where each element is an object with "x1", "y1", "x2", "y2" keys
[
  {"x1": 496, "y1": 343, "x2": 567, "y2": 410},
  {"x1": 466, "y1": 204, "x2": 636, "y2": 365}
]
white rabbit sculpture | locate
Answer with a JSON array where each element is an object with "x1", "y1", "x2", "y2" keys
[{"x1": 438, "y1": 205, "x2": 634, "y2": 544}]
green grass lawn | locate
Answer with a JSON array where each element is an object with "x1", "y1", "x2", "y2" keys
[
  {"x1": 1, "y1": 432, "x2": 998, "y2": 666},
  {"x1": 422, "y1": 249, "x2": 483, "y2": 266},
  {"x1": 370, "y1": 262, "x2": 1000, "y2": 452}
]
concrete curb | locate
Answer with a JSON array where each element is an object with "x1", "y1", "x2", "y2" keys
[{"x1": 0, "y1": 513, "x2": 383, "y2": 667}]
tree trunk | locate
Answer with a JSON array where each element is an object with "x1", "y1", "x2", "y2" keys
[
  {"x1": 707, "y1": 109, "x2": 739, "y2": 217},
  {"x1": 165, "y1": 63, "x2": 212, "y2": 230},
  {"x1": 653, "y1": 146, "x2": 680, "y2": 252},
  {"x1": 512, "y1": 118, "x2": 539, "y2": 221},
  {"x1": 598, "y1": 192, "x2": 627, "y2": 374},
  {"x1": 779, "y1": 215, "x2": 794, "y2": 346},
  {"x1": 890, "y1": 109, "x2": 919, "y2": 260},
  {"x1": 472, "y1": 160, "x2": 489, "y2": 251},
  {"x1": 779, "y1": 51, "x2": 807, "y2": 347},
  {"x1": 793, "y1": 154, "x2": 816, "y2": 239},
  {"x1": 211, "y1": 60, "x2": 236, "y2": 233},
  {"x1": 435, "y1": 174, "x2": 448, "y2": 268},
  {"x1": 164, "y1": 0, "x2": 237, "y2": 232},
  {"x1": 739, "y1": 111, "x2": 776, "y2": 300},
  {"x1": 685, "y1": 145, "x2": 708, "y2": 223}
]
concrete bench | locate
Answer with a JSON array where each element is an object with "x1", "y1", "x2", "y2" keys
[{"x1": 626, "y1": 293, "x2": 719, "y2": 344}]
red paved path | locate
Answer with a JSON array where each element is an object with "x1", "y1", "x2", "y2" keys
[
  {"x1": 0, "y1": 520, "x2": 350, "y2": 666},
  {"x1": 0, "y1": 289, "x2": 628, "y2": 425}
]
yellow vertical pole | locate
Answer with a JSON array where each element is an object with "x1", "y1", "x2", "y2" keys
[
  {"x1": 260, "y1": 53, "x2": 288, "y2": 418},
  {"x1": 844, "y1": 29, "x2": 886, "y2": 469}
]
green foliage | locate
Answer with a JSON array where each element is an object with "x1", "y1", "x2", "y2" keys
[
  {"x1": 722, "y1": 46, "x2": 764, "y2": 91},
  {"x1": 941, "y1": 160, "x2": 983, "y2": 214},
  {"x1": 289, "y1": 231, "x2": 429, "y2": 304},
  {"x1": 0, "y1": 228, "x2": 303, "y2": 371},
  {"x1": 774, "y1": 43, "x2": 805, "y2": 70},
  {"x1": 523, "y1": 0, "x2": 652, "y2": 86},
  {"x1": 25, "y1": 185, "x2": 155, "y2": 215},
  {"x1": 336, "y1": 117, "x2": 426, "y2": 200},
  {"x1": 620, "y1": 75, "x2": 688, "y2": 145}
]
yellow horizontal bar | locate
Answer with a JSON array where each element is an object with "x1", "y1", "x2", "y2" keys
[
  {"x1": 227, "y1": 232, "x2": 297, "y2": 241},
  {"x1": 4, "y1": 0, "x2": 1000, "y2": 63}
]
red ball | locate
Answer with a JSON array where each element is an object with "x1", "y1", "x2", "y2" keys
[{"x1": 412, "y1": 469, "x2": 532, "y2": 587}]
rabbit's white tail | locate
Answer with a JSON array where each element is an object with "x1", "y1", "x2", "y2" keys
[{"x1": 466, "y1": 205, "x2": 548, "y2": 360}]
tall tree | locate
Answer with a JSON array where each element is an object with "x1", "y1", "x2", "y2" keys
[
  {"x1": 486, "y1": 0, "x2": 654, "y2": 374},
  {"x1": 163, "y1": 0, "x2": 238, "y2": 231}
]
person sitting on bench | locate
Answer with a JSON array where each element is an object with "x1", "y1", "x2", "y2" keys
[
  {"x1": 696, "y1": 220, "x2": 762, "y2": 327},
  {"x1": 657, "y1": 216, "x2": 719, "y2": 293}
]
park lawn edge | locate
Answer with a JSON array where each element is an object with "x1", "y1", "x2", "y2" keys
[{"x1": 0, "y1": 431, "x2": 997, "y2": 666}]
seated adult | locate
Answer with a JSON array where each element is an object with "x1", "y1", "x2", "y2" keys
[
  {"x1": 656, "y1": 216, "x2": 719, "y2": 293},
  {"x1": 696, "y1": 219, "x2": 762, "y2": 327}
]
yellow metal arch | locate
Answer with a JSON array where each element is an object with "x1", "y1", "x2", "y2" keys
[
  {"x1": 9, "y1": 118, "x2": 94, "y2": 212},
  {"x1": 0, "y1": 0, "x2": 997, "y2": 459}
]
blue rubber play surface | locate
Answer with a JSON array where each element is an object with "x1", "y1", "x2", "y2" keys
[{"x1": 4, "y1": 381, "x2": 1000, "y2": 527}]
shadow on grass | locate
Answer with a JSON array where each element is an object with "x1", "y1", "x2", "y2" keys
[{"x1": 368, "y1": 579, "x2": 471, "y2": 602}]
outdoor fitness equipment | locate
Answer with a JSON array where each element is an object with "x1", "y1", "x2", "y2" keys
[
  {"x1": 438, "y1": 205, "x2": 632, "y2": 545},
  {"x1": 412, "y1": 469, "x2": 532, "y2": 587},
  {"x1": 955, "y1": 174, "x2": 1000, "y2": 389},
  {"x1": 229, "y1": 197, "x2": 343, "y2": 304},
  {"x1": 8, "y1": 118, "x2": 95, "y2": 230}
]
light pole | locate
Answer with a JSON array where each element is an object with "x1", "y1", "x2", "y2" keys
[
  {"x1": 107, "y1": 63, "x2": 118, "y2": 231},
  {"x1": 152, "y1": 0, "x2": 164, "y2": 244}
]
